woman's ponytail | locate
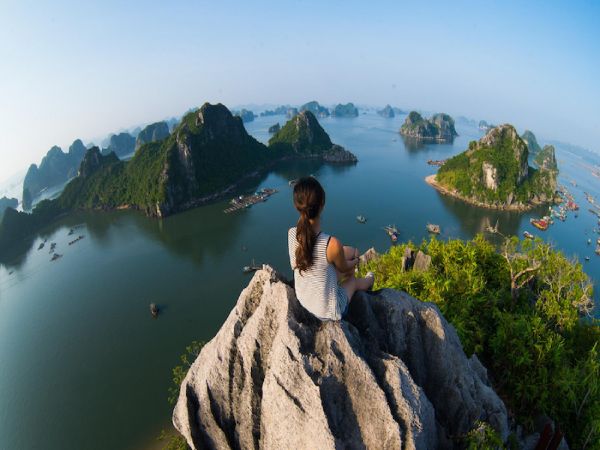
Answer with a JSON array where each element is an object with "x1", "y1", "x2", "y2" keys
[{"x1": 293, "y1": 177, "x2": 325, "y2": 273}]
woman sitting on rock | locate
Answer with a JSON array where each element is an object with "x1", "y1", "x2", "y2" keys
[{"x1": 288, "y1": 177, "x2": 374, "y2": 320}]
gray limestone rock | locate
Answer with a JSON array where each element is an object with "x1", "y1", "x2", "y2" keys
[{"x1": 173, "y1": 266, "x2": 508, "y2": 449}]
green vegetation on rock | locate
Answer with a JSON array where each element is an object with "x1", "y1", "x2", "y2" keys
[
  {"x1": 359, "y1": 236, "x2": 599, "y2": 449},
  {"x1": 534, "y1": 144, "x2": 558, "y2": 172},
  {"x1": 400, "y1": 111, "x2": 457, "y2": 141},
  {"x1": 0, "y1": 104, "x2": 356, "y2": 253},
  {"x1": 269, "y1": 110, "x2": 333, "y2": 154},
  {"x1": 436, "y1": 124, "x2": 558, "y2": 208},
  {"x1": 331, "y1": 102, "x2": 358, "y2": 117},
  {"x1": 299, "y1": 101, "x2": 329, "y2": 118}
]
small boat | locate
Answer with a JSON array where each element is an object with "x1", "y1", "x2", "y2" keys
[
  {"x1": 68, "y1": 229, "x2": 74, "y2": 236},
  {"x1": 585, "y1": 256, "x2": 590, "y2": 261},
  {"x1": 356, "y1": 215, "x2": 367, "y2": 224},
  {"x1": 51, "y1": 253, "x2": 62, "y2": 261},
  {"x1": 38, "y1": 242, "x2": 45, "y2": 250},
  {"x1": 150, "y1": 303, "x2": 159, "y2": 318},
  {"x1": 530, "y1": 218, "x2": 549, "y2": 231},
  {"x1": 243, "y1": 259, "x2": 261, "y2": 273},
  {"x1": 588, "y1": 239, "x2": 592, "y2": 245},
  {"x1": 426, "y1": 223, "x2": 441, "y2": 234},
  {"x1": 523, "y1": 231, "x2": 535, "y2": 240},
  {"x1": 383, "y1": 225, "x2": 399, "y2": 242}
]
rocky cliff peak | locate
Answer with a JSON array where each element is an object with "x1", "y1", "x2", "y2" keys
[
  {"x1": 78, "y1": 147, "x2": 118, "y2": 178},
  {"x1": 68, "y1": 139, "x2": 87, "y2": 159},
  {"x1": 479, "y1": 124, "x2": 528, "y2": 183},
  {"x1": 172, "y1": 266, "x2": 508, "y2": 449},
  {"x1": 193, "y1": 103, "x2": 248, "y2": 143},
  {"x1": 135, "y1": 121, "x2": 170, "y2": 149}
]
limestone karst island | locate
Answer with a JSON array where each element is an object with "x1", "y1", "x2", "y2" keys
[{"x1": 1, "y1": 3, "x2": 599, "y2": 450}]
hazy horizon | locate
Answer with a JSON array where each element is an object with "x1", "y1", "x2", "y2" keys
[{"x1": 1, "y1": 0, "x2": 599, "y2": 184}]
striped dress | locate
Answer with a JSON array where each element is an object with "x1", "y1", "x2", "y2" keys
[{"x1": 288, "y1": 227, "x2": 349, "y2": 321}]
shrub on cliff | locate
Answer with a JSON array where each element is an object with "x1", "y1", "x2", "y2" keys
[{"x1": 360, "y1": 236, "x2": 599, "y2": 449}]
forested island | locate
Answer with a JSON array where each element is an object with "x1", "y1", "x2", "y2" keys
[
  {"x1": 400, "y1": 111, "x2": 458, "y2": 141},
  {"x1": 331, "y1": 102, "x2": 359, "y2": 117},
  {"x1": 0, "y1": 104, "x2": 356, "y2": 252},
  {"x1": 427, "y1": 124, "x2": 560, "y2": 210}
]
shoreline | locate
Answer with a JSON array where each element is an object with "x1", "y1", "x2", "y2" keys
[{"x1": 424, "y1": 174, "x2": 548, "y2": 212}]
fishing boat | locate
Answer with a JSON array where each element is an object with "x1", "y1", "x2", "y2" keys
[
  {"x1": 566, "y1": 200, "x2": 579, "y2": 211},
  {"x1": 530, "y1": 218, "x2": 549, "y2": 231},
  {"x1": 523, "y1": 231, "x2": 535, "y2": 240},
  {"x1": 383, "y1": 225, "x2": 399, "y2": 242},
  {"x1": 68, "y1": 228, "x2": 74, "y2": 236},
  {"x1": 585, "y1": 256, "x2": 591, "y2": 261},
  {"x1": 51, "y1": 253, "x2": 62, "y2": 261},
  {"x1": 588, "y1": 239, "x2": 592, "y2": 245},
  {"x1": 243, "y1": 259, "x2": 261, "y2": 273},
  {"x1": 37, "y1": 242, "x2": 45, "y2": 250},
  {"x1": 356, "y1": 215, "x2": 367, "y2": 224},
  {"x1": 150, "y1": 303, "x2": 159, "y2": 318},
  {"x1": 426, "y1": 223, "x2": 441, "y2": 234}
]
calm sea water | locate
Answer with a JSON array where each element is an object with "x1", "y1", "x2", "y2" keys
[{"x1": 1, "y1": 112, "x2": 599, "y2": 450}]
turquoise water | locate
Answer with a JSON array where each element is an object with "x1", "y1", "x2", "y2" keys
[{"x1": 1, "y1": 112, "x2": 599, "y2": 449}]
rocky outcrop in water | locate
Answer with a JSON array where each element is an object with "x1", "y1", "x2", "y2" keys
[
  {"x1": 269, "y1": 111, "x2": 357, "y2": 163},
  {"x1": 173, "y1": 266, "x2": 508, "y2": 449},
  {"x1": 432, "y1": 124, "x2": 560, "y2": 210},
  {"x1": 377, "y1": 104, "x2": 395, "y2": 118},
  {"x1": 534, "y1": 145, "x2": 558, "y2": 173},
  {"x1": 268, "y1": 123, "x2": 280, "y2": 134},
  {"x1": 135, "y1": 121, "x2": 170, "y2": 150},
  {"x1": 331, "y1": 102, "x2": 359, "y2": 117},
  {"x1": 260, "y1": 106, "x2": 288, "y2": 117},
  {"x1": 400, "y1": 112, "x2": 458, "y2": 142},
  {"x1": 233, "y1": 109, "x2": 256, "y2": 123},
  {"x1": 300, "y1": 101, "x2": 330, "y2": 118}
]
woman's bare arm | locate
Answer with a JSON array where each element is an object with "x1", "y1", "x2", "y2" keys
[{"x1": 326, "y1": 236, "x2": 357, "y2": 274}]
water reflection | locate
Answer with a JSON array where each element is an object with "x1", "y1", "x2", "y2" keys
[{"x1": 435, "y1": 190, "x2": 547, "y2": 244}]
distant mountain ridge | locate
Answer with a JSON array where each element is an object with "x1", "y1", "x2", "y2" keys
[
  {"x1": 22, "y1": 139, "x2": 88, "y2": 209},
  {"x1": 0, "y1": 103, "x2": 357, "y2": 252}
]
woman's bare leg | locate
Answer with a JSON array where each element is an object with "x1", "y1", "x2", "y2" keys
[
  {"x1": 341, "y1": 273, "x2": 374, "y2": 301},
  {"x1": 336, "y1": 246, "x2": 359, "y2": 282}
]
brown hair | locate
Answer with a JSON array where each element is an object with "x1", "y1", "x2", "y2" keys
[{"x1": 293, "y1": 177, "x2": 325, "y2": 273}]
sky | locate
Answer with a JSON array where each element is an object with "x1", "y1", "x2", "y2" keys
[{"x1": 0, "y1": 0, "x2": 599, "y2": 184}]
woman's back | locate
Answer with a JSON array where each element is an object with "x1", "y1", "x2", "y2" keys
[{"x1": 288, "y1": 227, "x2": 344, "y2": 320}]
